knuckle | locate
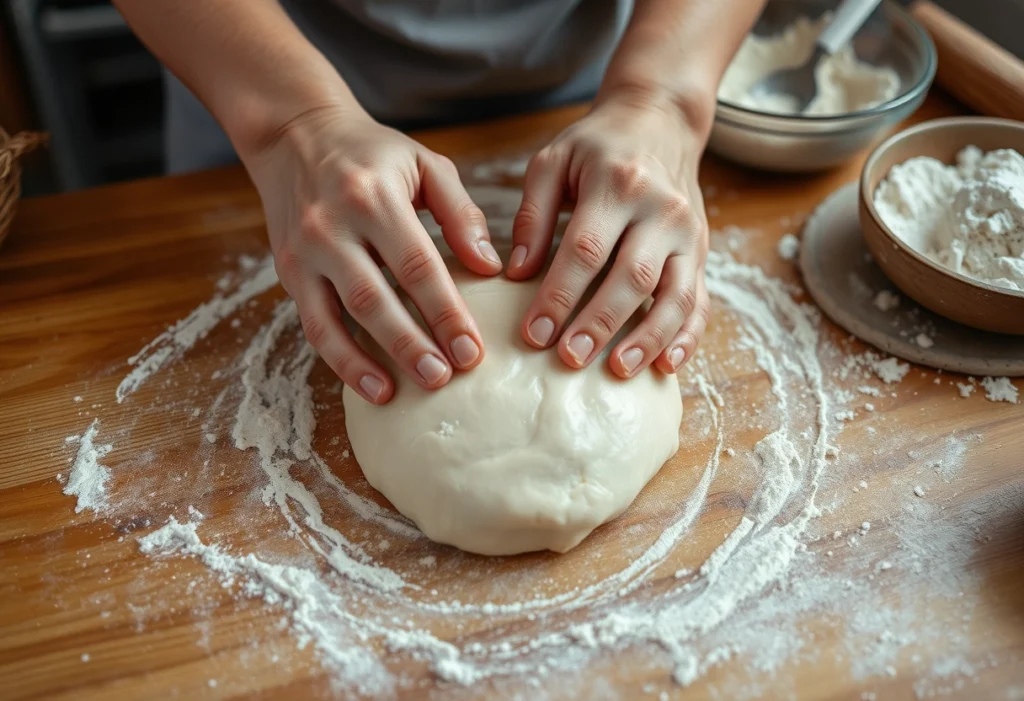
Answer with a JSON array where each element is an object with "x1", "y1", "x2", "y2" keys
[
  {"x1": 590, "y1": 307, "x2": 619, "y2": 337},
  {"x1": 673, "y1": 284, "x2": 699, "y2": 318},
  {"x1": 568, "y1": 230, "x2": 606, "y2": 272},
  {"x1": 530, "y1": 147, "x2": 554, "y2": 170},
  {"x1": 429, "y1": 303, "x2": 464, "y2": 330},
  {"x1": 458, "y1": 200, "x2": 487, "y2": 230},
  {"x1": 436, "y1": 154, "x2": 458, "y2": 175},
  {"x1": 344, "y1": 276, "x2": 385, "y2": 318},
  {"x1": 626, "y1": 256, "x2": 659, "y2": 296},
  {"x1": 607, "y1": 159, "x2": 650, "y2": 200},
  {"x1": 394, "y1": 244, "x2": 437, "y2": 287},
  {"x1": 694, "y1": 296, "x2": 712, "y2": 327},
  {"x1": 298, "y1": 205, "x2": 330, "y2": 244},
  {"x1": 389, "y1": 331, "x2": 419, "y2": 359},
  {"x1": 327, "y1": 352, "x2": 355, "y2": 382},
  {"x1": 513, "y1": 197, "x2": 544, "y2": 234},
  {"x1": 643, "y1": 324, "x2": 668, "y2": 351},
  {"x1": 274, "y1": 246, "x2": 302, "y2": 283},
  {"x1": 660, "y1": 192, "x2": 692, "y2": 229},
  {"x1": 300, "y1": 314, "x2": 328, "y2": 348},
  {"x1": 337, "y1": 167, "x2": 380, "y2": 214},
  {"x1": 545, "y1": 285, "x2": 576, "y2": 314}
]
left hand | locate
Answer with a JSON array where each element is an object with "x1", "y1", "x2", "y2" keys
[{"x1": 507, "y1": 93, "x2": 711, "y2": 379}]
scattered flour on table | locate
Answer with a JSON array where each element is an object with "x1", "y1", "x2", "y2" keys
[
  {"x1": 776, "y1": 234, "x2": 800, "y2": 261},
  {"x1": 980, "y1": 376, "x2": 1019, "y2": 404},
  {"x1": 719, "y1": 14, "x2": 900, "y2": 116},
  {"x1": 871, "y1": 357, "x2": 909, "y2": 384},
  {"x1": 55, "y1": 188, "x2": 997, "y2": 698},
  {"x1": 116, "y1": 256, "x2": 278, "y2": 402},
  {"x1": 874, "y1": 146, "x2": 1024, "y2": 291},
  {"x1": 63, "y1": 420, "x2": 112, "y2": 513}
]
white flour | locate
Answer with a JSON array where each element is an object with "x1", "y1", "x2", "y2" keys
[
  {"x1": 719, "y1": 14, "x2": 900, "y2": 116},
  {"x1": 116, "y1": 257, "x2": 278, "y2": 402},
  {"x1": 777, "y1": 233, "x2": 800, "y2": 260},
  {"x1": 53, "y1": 183, "x2": 1004, "y2": 699},
  {"x1": 63, "y1": 420, "x2": 112, "y2": 513},
  {"x1": 874, "y1": 146, "x2": 1024, "y2": 291},
  {"x1": 980, "y1": 376, "x2": 1019, "y2": 404}
]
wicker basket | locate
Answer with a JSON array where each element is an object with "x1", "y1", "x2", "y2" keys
[{"x1": 0, "y1": 127, "x2": 48, "y2": 250}]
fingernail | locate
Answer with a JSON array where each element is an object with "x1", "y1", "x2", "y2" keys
[
  {"x1": 510, "y1": 245, "x2": 528, "y2": 269},
  {"x1": 566, "y1": 333, "x2": 594, "y2": 366},
  {"x1": 668, "y1": 346, "x2": 685, "y2": 369},
  {"x1": 527, "y1": 316, "x2": 555, "y2": 346},
  {"x1": 620, "y1": 347, "x2": 644, "y2": 375},
  {"x1": 477, "y1": 240, "x2": 501, "y2": 266},
  {"x1": 416, "y1": 354, "x2": 448, "y2": 385},
  {"x1": 450, "y1": 334, "x2": 480, "y2": 368},
  {"x1": 359, "y1": 375, "x2": 385, "y2": 403}
]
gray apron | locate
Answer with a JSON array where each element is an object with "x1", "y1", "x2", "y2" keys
[{"x1": 165, "y1": 0, "x2": 633, "y2": 173}]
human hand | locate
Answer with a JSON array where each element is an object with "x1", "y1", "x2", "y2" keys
[
  {"x1": 507, "y1": 94, "x2": 711, "y2": 378},
  {"x1": 246, "y1": 106, "x2": 503, "y2": 404}
]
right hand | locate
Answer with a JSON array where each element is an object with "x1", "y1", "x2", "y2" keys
[{"x1": 244, "y1": 105, "x2": 503, "y2": 404}]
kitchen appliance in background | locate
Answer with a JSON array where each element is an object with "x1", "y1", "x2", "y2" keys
[{"x1": 5, "y1": 0, "x2": 163, "y2": 192}]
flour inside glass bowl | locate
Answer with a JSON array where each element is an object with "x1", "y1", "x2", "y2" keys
[{"x1": 718, "y1": 14, "x2": 901, "y2": 116}]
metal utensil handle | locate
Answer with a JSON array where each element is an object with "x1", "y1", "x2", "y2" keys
[{"x1": 817, "y1": 0, "x2": 885, "y2": 55}]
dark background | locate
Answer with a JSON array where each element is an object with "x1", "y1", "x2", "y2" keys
[{"x1": 1, "y1": 0, "x2": 1021, "y2": 196}]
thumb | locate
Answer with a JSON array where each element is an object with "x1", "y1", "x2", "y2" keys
[{"x1": 419, "y1": 152, "x2": 503, "y2": 276}]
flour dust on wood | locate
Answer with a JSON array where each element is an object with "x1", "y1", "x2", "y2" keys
[{"x1": 56, "y1": 177, "x2": 1017, "y2": 699}]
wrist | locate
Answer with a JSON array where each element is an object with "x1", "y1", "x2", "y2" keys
[
  {"x1": 227, "y1": 76, "x2": 368, "y2": 166},
  {"x1": 595, "y1": 78, "x2": 718, "y2": 142}
]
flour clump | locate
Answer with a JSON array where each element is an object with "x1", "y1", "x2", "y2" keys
[
  {"x1": 718, "y1": 14, "x2": 900, "y2": 116},
  {"x1": 874, "y1": 146, "x2": 1024, "y2": 291},
  {"x1": 343, "y1": 264, "x2": 683, "y2": 556}
]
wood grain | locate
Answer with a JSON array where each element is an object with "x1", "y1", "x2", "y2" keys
[{"x1": 1, "y1": 92, "x2": 1023, "y2": 701}]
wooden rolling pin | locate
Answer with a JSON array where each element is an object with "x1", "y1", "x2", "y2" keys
[{"x1": 909, "y1": 0, "x2": 1024, "y2": 121}]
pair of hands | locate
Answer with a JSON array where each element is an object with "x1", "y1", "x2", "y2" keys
[{"x1": 248, "y1": 97, "x2": 711, "y2": 405}]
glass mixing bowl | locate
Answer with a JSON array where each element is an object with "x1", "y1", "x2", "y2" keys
[{"x1": 708, "y1": 0, "x2": 937, "y2": 172}]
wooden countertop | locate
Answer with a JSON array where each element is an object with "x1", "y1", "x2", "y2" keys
[{"x1": 2, "y1": 92, "x2": 1022, "y2": 701}]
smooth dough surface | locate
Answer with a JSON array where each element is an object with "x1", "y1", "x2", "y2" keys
[{"x1": 343, "y1": 265, "x2": 683, "y2": 556}]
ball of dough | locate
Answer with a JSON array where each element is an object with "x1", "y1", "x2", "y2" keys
[{"x1": 342, "y1": 265, "x2": 682, "y2": 556}]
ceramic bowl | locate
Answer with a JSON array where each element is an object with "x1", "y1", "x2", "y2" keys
[{"x1": 859, "y1": 116, "x2": 1024, "y2": 336}]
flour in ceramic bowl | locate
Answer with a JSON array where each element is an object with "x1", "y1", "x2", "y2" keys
[
  {"x1": 718, "y1": 14, "x2": 901, "y2": 116},
  {"x1": 874, "y1": 145, "x2": 1024, "y2": 292}
]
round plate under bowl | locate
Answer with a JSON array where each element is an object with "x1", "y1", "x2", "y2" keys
[
  {"x1": 800, "y1": 182, "x2": 1024, "y2": 376},
  {"x1": 859, "y1": 117, "x2": 1024, "y2": 335}
]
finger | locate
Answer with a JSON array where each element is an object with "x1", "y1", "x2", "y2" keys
[
  {"x1": 369, "y1": 207, "x2": 486, "y2": 372},
  {"x1": 655, "y1": 267, "x2": 710, "y2": 375},
  {"x1": 419, "y1": 152, "x2": 502, "y2": 275},
  {"x1": 609, "y1": 254, "x2": 701, "y2": 378},
  {"x1": 507, "y1": 146, "x2": 569, "y2": 280},
  {"x1": 521, "y1": 196, "x2": 632, "y2": 349},
  {"x1": 328, "y1": 242, "x2": 454, "y2": 389},
  {"x1": 555, "y1": 225, "x2": 670, "y2": 369},
  {"x1": 295, "y1": 276, "x2": 394, "y2": 404}
]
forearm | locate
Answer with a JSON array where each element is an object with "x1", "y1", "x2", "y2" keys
[
  {"x1": 113, "y1": 0, "x2": 362, "y2": 160},
  {"x1": 598, "y1": 0, "x2": 765, "y2": 136}
]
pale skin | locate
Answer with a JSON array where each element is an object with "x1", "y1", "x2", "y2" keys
[{"x1": 113, "y1": 0, "x2": 765, "y2": 404}]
